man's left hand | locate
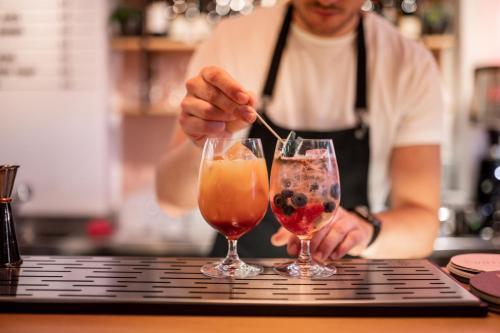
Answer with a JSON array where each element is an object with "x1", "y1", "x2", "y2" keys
[{"x1": 271, "y1": 207, "x2": 374, "y2": 261}]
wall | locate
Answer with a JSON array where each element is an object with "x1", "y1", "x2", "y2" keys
[{"x1": 454, "y1": 0, "x2": 500, "y2": 202}]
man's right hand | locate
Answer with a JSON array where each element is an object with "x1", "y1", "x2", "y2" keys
[{"x1": 180, "y1": 66, "x2": 257, "y2": 146}]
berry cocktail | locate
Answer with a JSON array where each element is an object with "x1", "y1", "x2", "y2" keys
[{"x1": 270, "y1": 138, "x2": 340, "y2": 278}]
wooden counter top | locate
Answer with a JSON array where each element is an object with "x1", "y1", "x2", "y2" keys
[{"x1": 0, "y1": 313, "x2": 498, "y2": 333}]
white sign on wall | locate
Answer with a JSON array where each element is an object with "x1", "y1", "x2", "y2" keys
[{"x1": 0, "y1": 0, "x2": 117, "y2": 216}]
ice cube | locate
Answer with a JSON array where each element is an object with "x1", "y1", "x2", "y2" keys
[
  {"x1": 305, "y1": 149, "x2": 327, "y2": 159},
  {"x1": 302, "y1": 158, "x2": 327, "y2": 185},
  {"x1": 223, "y1": 142, "x2": 257, "y2": 160},
  {"x1": 282, "y1": 131, "x2": 296, "y2": 157},
  {"x1": 282, "y1": 131, "x2": 303, "y2": 157},
  {"x1": 294, "y1": 137, "x2": 304, "y2": 156}
]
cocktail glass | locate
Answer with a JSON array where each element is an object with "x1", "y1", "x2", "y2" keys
[
  {"x1": 198, "y1": 138, "x2": 269, "y2": 278},
  {"x1": 270, "y1": 139, "x2": 340, "y2": 278}
]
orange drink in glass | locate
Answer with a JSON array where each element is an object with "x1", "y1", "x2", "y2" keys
[{"x1": 198, "y1": 138, "x2": 269, "y2": 278}]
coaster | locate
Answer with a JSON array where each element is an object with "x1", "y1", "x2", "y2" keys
[
  {"x1": 487, "y1": 302, "x2": 500, "y2": 314},
  {"x1": 470, "y1": 290, "x2": 500, "y2": 314},
  {"x1": 449, "y1": 253, "x2": 500, "y2": 273},
  {"x1": 470, "y1": 271, "x2": 500, "y2": 305},
  {"x1": 448, "y1": 262, "x2": 482, "y2": 274},
  {"x1": 446, "y1": 263, "x2": 475, "y2": 283}
]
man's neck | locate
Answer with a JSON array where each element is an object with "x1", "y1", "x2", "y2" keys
[{"x1": 293, "y1": 11, "x2": 360, "y2": 38}]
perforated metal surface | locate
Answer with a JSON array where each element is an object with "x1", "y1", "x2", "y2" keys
[{"x1": 0, "y1": 256, "x2": 486, "y2": 316}]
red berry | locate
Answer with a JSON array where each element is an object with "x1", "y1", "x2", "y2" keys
[
  {"x1": 303, "y1": 204, "x2": 324, "y2": 222},
  {"x1": 273, "y1": 204, "x2": 325, "y2": 236}
]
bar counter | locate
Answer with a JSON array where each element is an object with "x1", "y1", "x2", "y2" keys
[
  {"x1": 0, "y1": 313, "x2": 499, "y2": 333},
  {"x1": 1, "y1": 256, "x2": 498, "y2": 332}
]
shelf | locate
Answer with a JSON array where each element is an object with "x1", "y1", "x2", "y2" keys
[
  {"x1": 111, "y1": 37, "x2": 197, "y2": 52},
  {"x1": 422, "y1": 34, "x2": 455, "y2": 50},
  {"x1": 121, "y1": 105, "x2": 179, "y2": 116},
  {"x1": 111, "y1": 34, "x2": 453, "y2": 53}
]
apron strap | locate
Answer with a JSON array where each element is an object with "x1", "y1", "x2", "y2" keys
[
  {"x1": 354, "y1": 16, "x2": 368, "y2": 139},
  {"x1": 261, "y1": 3, "x2": 293, "y2": 105},
  {"x1": 355, "y1": 16, "x2": 367, "y2": 110}
]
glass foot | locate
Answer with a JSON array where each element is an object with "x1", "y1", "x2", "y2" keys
[
  {"x1": 201, "y1": 260, "x2": 263, "y2": 279},
  {"x1": 274, "y1": 261, "x2": 336, "y2": 279}
]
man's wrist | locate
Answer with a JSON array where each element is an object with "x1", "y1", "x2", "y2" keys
[{"x1": 352, "y1": 206, "x2": 382, "y2": 248}]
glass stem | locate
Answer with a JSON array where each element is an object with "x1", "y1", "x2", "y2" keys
[
  {"x1": 297, "y1": 239, "x2": 313, "y2": 267},
  {"x1": 222, "y1": 239, "x2": 241, "y2": 267}
]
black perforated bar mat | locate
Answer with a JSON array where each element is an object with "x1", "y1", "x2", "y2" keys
[{"x1": 0, "y1": 256, "x2": 487, "y2": 316}]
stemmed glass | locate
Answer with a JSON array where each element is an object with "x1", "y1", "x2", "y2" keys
[
  {"x1": 270, "y1": 139, "x2": 340, "y2": 278},
  {"x1": 198, "y1": 138, "x2": 269, "y2": 278}
]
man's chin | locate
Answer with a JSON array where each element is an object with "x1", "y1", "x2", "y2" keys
[
  {"x1": 310, "y1": 7, "x2": 343, "y2": 18},
  {"x1": 305, "y1": 21, "x2": 343, "y2": 36}
]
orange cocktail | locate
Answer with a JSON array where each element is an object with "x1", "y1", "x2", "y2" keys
[
  {"x1": 198, "y1": 138, "x2": 269, "y2": 278},
  {"x1": 198, "y1": 158, "x2": 268, "y2": 240}
]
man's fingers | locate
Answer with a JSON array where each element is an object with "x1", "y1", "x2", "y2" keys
[
  {"x1": 181, "y1": 96, "x2": 238, "y2": 122},
  {"x1": 332, "y1": 231, "x2": 362, "y2": 259},
  {"x1": 271, "y1": 227, "x2": 300, "y2": 256},
  {"x1": 179, "y1": 113, "x2": 226, "y2": 137},
  {"x1": 247, "y1": 91, "x2": 257, "y2": 108},
  {"x1": 200, "y1": 66, "x2": 250, "y2": 104},
  {"x1": 271, "y1": 227, "x2": 293, "y2": 247},
  {"x1": 314, "y1": 227, "x2": 345, "y2": 262},
  {"x1": 287, "y1": 237, "x2": 300, "y2": 256},
  {"x1": 224, "y1": 114, "x2": 257, "y2": 134},
  {"x1": 187, "y1": 77, "x2": 252, "y2": 121},
  {"x1": 314, "y1": 220, "x2": 357, "y2": 261},
  {"x1": 180, "y1": 67, "x2": 256, "y2": 145},
  {"x1": 310, "y1": 224, "x2": 333, "y2": 254}
]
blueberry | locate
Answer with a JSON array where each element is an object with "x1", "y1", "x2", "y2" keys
[
  {"x1": 273, "y1": 194, "x2": 286, "y2": 208},
  {"x1": 291, "y1": 193, "x2": 308, "y2": 207},
  {"x1": 281, "y1": 189, "x2": 294, "y2": 198},
  {"x1": 330, "y1": 183, "x2": 340, "y2": 200},
  {"x1": 309, "y1": 183, "x2": 319, "y2": 192},
  {"x1": 283, "y1": 205, "x2": 295, "y2": 216},
  {"x1": 323, "y1": 201, "x2": 336, "y2": 213}
]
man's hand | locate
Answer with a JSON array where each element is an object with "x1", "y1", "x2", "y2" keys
[
  {"x1": 271, "y1": 207, "x2": 374, "y2": 261},
  {"x1": 180, "y1": 66, "x2": 257, "y2": 146}
]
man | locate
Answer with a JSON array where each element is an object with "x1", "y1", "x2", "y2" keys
[{"x1": 156, "y1": 0, "x2": 443, "y2": 260}]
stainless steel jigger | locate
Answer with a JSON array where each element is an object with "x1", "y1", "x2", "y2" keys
[{"x1": 0, "y1": 165, "x2": 22, "y2": 267}]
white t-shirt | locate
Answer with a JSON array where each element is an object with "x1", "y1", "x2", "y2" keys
[{"x1": 186, "y1": 3, "x2": 444, "y2": 212}]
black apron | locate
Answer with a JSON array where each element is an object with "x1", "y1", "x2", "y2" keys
[{"x1": 210, "y1": 4, "x2": 370, "y2": 258}]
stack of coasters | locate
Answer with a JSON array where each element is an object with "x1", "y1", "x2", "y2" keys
[
  {"x1": 470, "y1": 271, "x2": 500, "y2": 314},
  {"x1": 446, "y1": 253, "x2": 500, "y2": 283}
]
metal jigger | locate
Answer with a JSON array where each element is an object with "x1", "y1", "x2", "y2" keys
[{"x1": 0, "y1": 165, "x2": 22, "y2": 267}]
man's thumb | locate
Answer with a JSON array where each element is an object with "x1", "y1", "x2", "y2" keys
[{"x1": 271, "y1": 227, "x2": 291, "y2": 247}]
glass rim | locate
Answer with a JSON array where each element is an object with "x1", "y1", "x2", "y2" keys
[
  {"x1": 275, "y1": 138, "x2": 334, "y2": 145},
  {"x1": 280, "y1": 138, "x2": 333, "y2": 142},
  {"x1": 204, "y1": 137, "x2": 262, "y2": 143}
]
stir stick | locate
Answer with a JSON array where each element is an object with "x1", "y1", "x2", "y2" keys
[{"x1": 253, "y1": 111, "x2": 285, "y2": 144}]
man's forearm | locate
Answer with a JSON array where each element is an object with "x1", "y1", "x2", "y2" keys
[
  {"x1": 361, "y1": 205, "x2": 439, "y2": 259},
  {"x1": 156, "y1": 140, "x2": 202, "y2": 216}
]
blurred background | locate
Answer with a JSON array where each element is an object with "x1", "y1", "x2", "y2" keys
[{"x1": 0, "y1": 0, "x2": 499, "y2": 264}]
